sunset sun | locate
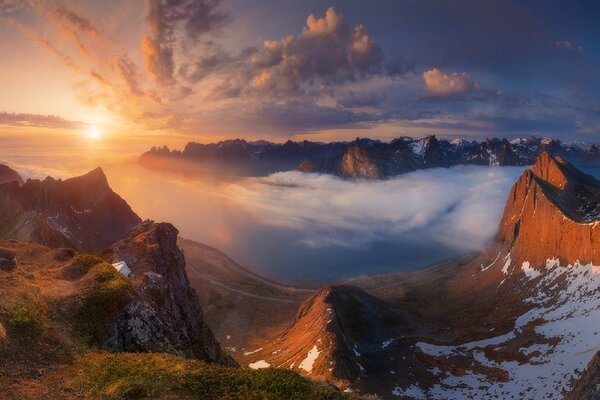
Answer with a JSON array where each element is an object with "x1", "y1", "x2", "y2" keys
[{"x1": 86, "y1": 126, "x2": 101, "y2": 140}]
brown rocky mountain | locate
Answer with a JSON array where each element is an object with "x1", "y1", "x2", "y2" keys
[
  {"x1": 0, "y1": 167, "x2": 141, "y2": 251},
  {"x1": 362, "y1": 152, "x2": 600, "y2": 398},
  {"x1": 0, "y1": 164, "x2": 23, "y2": 186},
  {"x1": 241, "y1": 285, "x2": 404, "y2": 388}
]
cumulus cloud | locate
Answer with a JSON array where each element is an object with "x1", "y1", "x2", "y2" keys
[
  {"x1": 220, "y1": 165, "x2": 525, "y2": 251},
  {"x1": 0, "y1": 111, "x2": 85, "y2": 129},
  {"x1": 423, "y1": 68, "x2": 478, "y2": 97},
  {"x1": 211, "y1": 7, "x2": 384, "y2": 98}
]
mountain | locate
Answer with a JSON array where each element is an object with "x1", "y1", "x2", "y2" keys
[
  {"x1": 101, "y1": 221, "x2": 235, "y2": 365},
  {"x1": 0, "y1": 164, "x2": 23, "y2": 185},
  {"x1": 0, "y1": 167, "x2": 141, "y2": 251},
  {"x1": 381, "y1": 152, "x2": 600, "y2": 399},
  {"x1": 139, "y1": 135, "x2": 600, "y2": 179},
  {"x1": 241, "y1": 285, "x2": 405, "y2": 388}
]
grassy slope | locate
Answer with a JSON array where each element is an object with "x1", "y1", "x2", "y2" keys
[
  {"x1": 0, "y1": 242, "x2": 356, "y2": 400},
  {"x1": 76, "y1": 352, "x2": 351, "y2": 400}
]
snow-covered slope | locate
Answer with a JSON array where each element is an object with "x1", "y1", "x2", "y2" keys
[{"x1": 413, "y1": 258, "x2": 600, "y2": 399}]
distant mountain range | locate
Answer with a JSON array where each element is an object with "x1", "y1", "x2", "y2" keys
[{"x1": 140, "y1": 135, "x2": 600, "y2": 179}]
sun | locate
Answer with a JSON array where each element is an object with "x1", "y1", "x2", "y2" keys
[{"x1": 87, "y1": 126, "x2": 101, "y2": 140}]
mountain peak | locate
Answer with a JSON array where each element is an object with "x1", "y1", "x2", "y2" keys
[
  {"x1": 74, "y1": 167, "x2": 109, "y2": 187},
  {"x1": 531, "y1": 151, "x2": 569, "y2": 189},
  {"x1": 0, "y1": 164, "x2": 23, "y2": 186}
]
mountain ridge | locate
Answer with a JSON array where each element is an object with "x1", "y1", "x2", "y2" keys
[
  {"x1": 0, "y1": 167, "x2": 141, "y2": 251},
  {"x1": 140, "y1": 135, "x2": 600, "y2": 179}
]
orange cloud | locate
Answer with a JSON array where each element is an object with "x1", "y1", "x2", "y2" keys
[{"x1": 422, "y1": 68, "x2": 478, "y2": 97}]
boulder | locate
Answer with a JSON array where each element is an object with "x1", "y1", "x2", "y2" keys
[{"x1": 0, "y1": 247, "x2": 17, "y2": 272}]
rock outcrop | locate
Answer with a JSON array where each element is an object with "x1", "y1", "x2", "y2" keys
[
  {"x1": 339, "y1": 146, "x2": 381, "y2": 179},
  {"x1": 0, "y1": 247, "x2": 17, "y2": 272},
  {"x1": 103, "y1": 221, "x2": 235, "y2": 366},
  {"x1": 0, "y1": 167, "x2": 141, "y2": 251}
]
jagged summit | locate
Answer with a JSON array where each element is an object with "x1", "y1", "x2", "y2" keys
[
  {"x1": 242, "y1": 285, "x2": 403, "y2": 387},
  {"x1": 0, "y1": 167, "x2": 141, "y2": 251},
  {"x1": 461, "y1": 152, "x2": 600, "y2": 287},
  {"x1": 0, "y1": 164, "x2": 23, "y2": 186},
  {"x1": 530, "y1": 151, "x2": 570, "y2": 189}
]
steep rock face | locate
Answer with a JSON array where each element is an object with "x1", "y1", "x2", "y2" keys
[
  {"x1": 103, "y1": 221, "x2": 235, "y2": 366},
  {"x1": 339, "y1": 146, "x2": 381, "y2": 179},
  {"x1": 0, "y1": 164, "x2": 23, "y2": 185},
  {"x1": 483, "y1": 152, "x2": 600, "y2": 275},
  {"x1": 0, "y1": 168, "x2": 141, "y2": 251},
  {"x1": 243, "y1": 285, "x2": 403, "y2": 387},
  {"x1": 407, "y1": 153, "x2": 600, "y2": 399}
]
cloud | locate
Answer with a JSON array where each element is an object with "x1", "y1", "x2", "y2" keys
[
  {"x1": 212, "y1": 7, "x2": 385, "y2": 98},
  {"x1": 423, "y1": 68, "x2": 478, "y2": 97},
  {"x1": 0, "y1": 112, "x2": 86, "y2": 129},
  {"x1": 553, "y1": 40, "x2": 573, "y2": 50},
  {"x1": 220, "y1": 166, "x2": 525, "y2": 251},
  {"x1": 141, "y1": 0, "x2": 228, "y2": 85},
  {"x1": 51, "y1": 5, "x2": 102, "y2": 39}
]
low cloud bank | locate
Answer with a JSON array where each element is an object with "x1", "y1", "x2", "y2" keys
[{"x1": 222, "y1": 165, "x2": 526, "y2": 252}]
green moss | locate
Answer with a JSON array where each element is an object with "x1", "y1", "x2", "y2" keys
[
  {"x1": 77, "y1": 352, "x2": 351, "y2": 400},
  {"x1": 68, "y1": 254, "x2": 105, "y2": 277},
  {"x1": 75, "y1": 263, "x2": 133, "y2": 344},
  {"x1": 8, "y1": 297, "x2": 46, "y2": 340}
]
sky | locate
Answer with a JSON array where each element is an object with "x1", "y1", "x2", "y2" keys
[{"x1": 1, "y1": 0, "x2": 600, "y2": 146}]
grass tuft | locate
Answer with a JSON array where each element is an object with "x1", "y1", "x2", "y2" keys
[{"x1": 7, "y1": 296, "x2": 47, "y2": 340}]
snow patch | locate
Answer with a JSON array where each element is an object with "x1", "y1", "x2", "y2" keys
[
  {"x1": 298, "y1": 345, "x2": 321, "y2": 373},
  {"x1": 112, "y1": 261, "x2": 131, "y2": 278},
  {"x1": 244, "y1": 348, "x2": 262, "y2": 356},
  {"x1": 248, "y1": 360, "x2": 270, "y2": 369},
  {"x1": 521, "y1": 261, "x2": 541, "y2": 279}
]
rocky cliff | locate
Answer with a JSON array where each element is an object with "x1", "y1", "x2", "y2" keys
[{"x1": 103, "y1": 221, "x2": 235, "y2": 365}]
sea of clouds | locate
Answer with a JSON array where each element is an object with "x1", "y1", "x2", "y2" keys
[{"x1": 222, "y1": 166, "x2": 527, "y2": 252}]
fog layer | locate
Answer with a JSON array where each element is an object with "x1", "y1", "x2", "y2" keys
[{"x1": 101, "y1": 164, "x2": 526, "y2": 282}]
